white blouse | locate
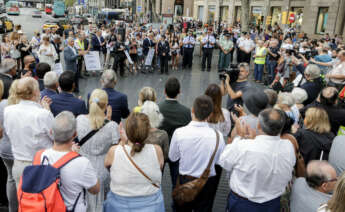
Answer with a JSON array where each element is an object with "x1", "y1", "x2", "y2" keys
[{"x1": 208, "y1": 108, "x2": 231, "y2": 137}]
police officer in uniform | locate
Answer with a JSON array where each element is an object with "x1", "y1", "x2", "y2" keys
[
  {"x1": 182, "y1": 30, "x2": 195, "y2": 69},
  {"x1": 201, "y1": 28, "x2": 216, "y2": 72}
]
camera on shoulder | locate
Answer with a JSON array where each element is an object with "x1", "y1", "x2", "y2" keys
[{"x1": 219, "y1": 64, "x2": 240, "y2": 83}]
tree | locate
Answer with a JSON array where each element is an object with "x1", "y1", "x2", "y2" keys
[
  {"x1": 65, "y1": 0, "x2": 76, "y2": 8},
  {"x1": 241, "y1": 0, "x2": 250, "y2": 32}
]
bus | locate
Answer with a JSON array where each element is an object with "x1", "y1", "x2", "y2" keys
[
  {"x1": 52, "y1": 1, "x2": 65, "y2": 18},
  {"x1": 6, "y1": 1, "x2": 19, "y2": 15},
  {"x1": 45, "y1": 4, "x2": 52, "y2": 14},
  {"x1": 96, "y1": 8, "x2": 125, "y2": 25}
]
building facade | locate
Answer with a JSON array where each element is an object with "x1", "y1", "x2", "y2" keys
[
  {"x1": 193, "y1": 0, "x2": 345, "y2": 37},
  {"x1": 135, "y1": 0, "x2": 194, "y2": 23}
]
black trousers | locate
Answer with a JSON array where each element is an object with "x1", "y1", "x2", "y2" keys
[
  {"x1": 202, "y1": 48, "x2": 213, "y2": 70},
  {"x1": 160, "y1": 56, "x2": 169, "y2": 74},
  {"x1": 0, "y1": 158, "x2": 8, "y2": 206},
  {"x1": 113, "y1": 54, "x2": 125, "y2": 76},
  {"x1": 74, "y1": 62, "x2": 81, "y2": 92},
  {"x1": 242, "y1": 51, "x2": 252, "y2": 64},
  {"x1": 175, "y1": 165, "x2": 222, "y2": 212},
  {"x1": 183, "y1": 48, "x2": 194, "y2": 68}
]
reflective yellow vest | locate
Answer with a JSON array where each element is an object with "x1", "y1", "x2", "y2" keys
[
  {"x1": 76, "y1": 39, "x2": 85, "y2": 51},
  {"x1": 254, "y1": 47, "x2": 267, "y2": 65}
]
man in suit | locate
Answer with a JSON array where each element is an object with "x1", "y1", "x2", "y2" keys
[
  {"x1": 40, "y1": 71, "x2": 59, "y2": 99},
  {"x1": 158, "y1": 77, "x2": 191, "y2": 191},
  {"x1": 95, "y1": 69, "x2": 130, "y2": 124},
  {"x1": 36, "y1": 62, "x2": 51, "y2": 91},
  {"x1": 50, "y1": 71, "x2": 87, "y2": 117},
  {"x1": 91, "y1": 30, "x2": 106, "y2": 70},
  {"x1": 0, "y1": 58, "x2": 17, "y2": 99},
  {"x1": 64, "y1": 37, "x2": 86, "y2": 93},
  {"x1": 51, "y1": 36, "x2": 62, "y2": 63}
]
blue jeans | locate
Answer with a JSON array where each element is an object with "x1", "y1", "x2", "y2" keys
[
  {"x1": 103, "y1": 190, "x2": 165, "y2": 212},
  {"x1": 218, "y1": 50, "x2": 231, "y2": 71},
  {"x1": 267, "y1": 60, "x2": 277, "y2": 80},
  {"x1": 227, "y1": 191, "x2": 280, "y2": 212},
  {"x1": 254, "y1": 64, "x2": 264, "y2": 81}
]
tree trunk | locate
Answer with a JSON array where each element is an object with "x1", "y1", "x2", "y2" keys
[
  {"x1": 149, "y1": 0, "x2": 159, "y2": 22},
  {"x1": 241, "y1": 0, "x2": 250, "y2": 32}
]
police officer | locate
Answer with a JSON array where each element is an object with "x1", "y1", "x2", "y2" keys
[
  {"x1": 182, "y1": 30, "x2": 195, "y2": 69},
  {"x1": 201, "y1": 28, "x2": 216, "y2": 72}
]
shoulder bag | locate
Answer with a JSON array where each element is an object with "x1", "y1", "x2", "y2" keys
[
  {"x1": 172, "y1": 129, "x2": 220, "y2": 206},
  {"x1": 77, "y1": 119, "x2": 110, "y2": 146},
  {"x1": 121, "y1": 144, "x2": 160, "y2": 188}
]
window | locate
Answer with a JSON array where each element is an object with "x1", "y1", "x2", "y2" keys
[
  {"x1": 315, "y1": 7, "x2": 328, "y2": 34},
  {"x1": 208, "y1": 5, "x2": 216, "y2": 23},
  {"x1": 198, "y1": 6, "x2": 204, "y2": 21}
]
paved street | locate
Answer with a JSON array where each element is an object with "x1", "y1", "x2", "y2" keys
[
  {"x1": 9, "y1": 7, "x2": 57, "y2": 38},
  {"x1": 1, "y1": 8, "x2": 263, "y2": 212}
]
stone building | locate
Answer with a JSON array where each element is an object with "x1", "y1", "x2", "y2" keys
[
  {"x1": 135, "y1": 0, "x2": 194, "y2": 23},
  {"x1": 193, "y1": 0, "x2": 345, "y2": 37}
]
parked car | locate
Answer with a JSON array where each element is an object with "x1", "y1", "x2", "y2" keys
[
  {"x1": 43, "y1": 18, "x2": 72, "y2": 30},
  {"x1": 32, "y1": 10, "x2": 42, "y2": 18},
  {"x1": 0, "y1": 15, "x2": 13, "y2": 33}
]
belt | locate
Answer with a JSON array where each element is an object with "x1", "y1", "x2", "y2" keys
[
  {"x1": 231, "y1": 190, "x2": 248, "y2": 200},
  {"x1": 180, "y1": 174, "x2": 197, "y2": 181}
]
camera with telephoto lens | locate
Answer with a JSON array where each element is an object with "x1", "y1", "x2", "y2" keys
[{"x1": 219, "y1": 64, "x2": 240, "y2": 83}]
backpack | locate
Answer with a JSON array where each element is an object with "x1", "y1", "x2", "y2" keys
[{"x1": 18, "y1": 150, "x2": 81, "y2": 212}]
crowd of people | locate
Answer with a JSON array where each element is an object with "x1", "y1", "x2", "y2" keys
[{"x1": 0, "y1": 18, "x2": 344, "y2": 212}]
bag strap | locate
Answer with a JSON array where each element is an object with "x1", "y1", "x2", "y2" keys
[
  {"x1": 33, "y1": 149, "x2": 45, "y2": 165},
  {"x1": 121, "y1": 144, "x2": 160, "y2": 188},
  {"x1": 205, "y1": 129, "x2": 220, "y2": 172},
  {"x1": 78, "y1": 119, "x2": 110, "y2": 146},
  {"x1": 52, "y1": 151, "x2": 81, "y2": 169}
]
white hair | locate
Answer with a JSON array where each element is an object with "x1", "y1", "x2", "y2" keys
[
  {"x1": 53, "y1": 111, "x2": 76, "y2": 144},
  {"x1": 277, "y1": 92, "x2": 295, "y2": 107},
  {"x1": 304, "y1": 64, "x2": 321, "y2": 80},
  {"x1": 43, "y1": 71, "x2": 58, "y2": 88},
  {"x1": 291, "y1": 87, "x2": 308, "y2": 104},
  {"x1": 100, "y1": 69, "x2": 117, "y2": 88},
  {"x1": 141, "y1": 101, "x2": 163, "y2": 128}
]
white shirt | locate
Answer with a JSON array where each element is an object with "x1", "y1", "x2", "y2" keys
[
  {"x1": 183, "y1": 36, "x2": 195, "y2": 48},
  {"x1": 281, "y1": 43, "x2": 293, "y2": 50},
  {"x1": 169, "y1": 121, "x2": 225, "y2": 178},
  {"x1": 202, "y1": 35, "x2": 216, "y2": 48},
  {"x1": 329, "y1": 61, "x2": 345, "y2": 84},
  {"x1": 4, "y1": 100, "x2": 54, "y2": 161},
  {"x1": 219, "y1": 135, "x2": 296, "y2": 203},
  {"x1": 239, "y1": 38, "x2": 255, "y2": 52},
  {"x1": 41, "y1": 148, "x2": 98, "y2": 212}
]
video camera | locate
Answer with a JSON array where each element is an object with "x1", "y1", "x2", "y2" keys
[{"x1": 219, "y1": 64, "x2": 240, "y2": 83}]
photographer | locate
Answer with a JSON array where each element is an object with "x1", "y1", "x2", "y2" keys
[{"x1": 220, "y1": 63, "x2": 251, "y2": 114}]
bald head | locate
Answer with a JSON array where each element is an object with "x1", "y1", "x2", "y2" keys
[
  {"x1": 306, "y1": 161, "x2": 337, "y2": 193},
  {"x1": 320, "y1": 87, "x2": 338, "y2": 106},
  {"x1": 258, "y1": 108, "x2": 286, "y2": 136},
  {"x1": 24, "y1": 55, "x2": 35, "y2": 67}
]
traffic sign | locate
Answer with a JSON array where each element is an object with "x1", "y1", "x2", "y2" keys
[{"x1": 137, "y1": 6, "x2": 142, "y2": 12}]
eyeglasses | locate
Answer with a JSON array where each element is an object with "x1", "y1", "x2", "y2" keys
[{"x1": 324, "y1": 178, "x2": 338, "y2": 183}]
